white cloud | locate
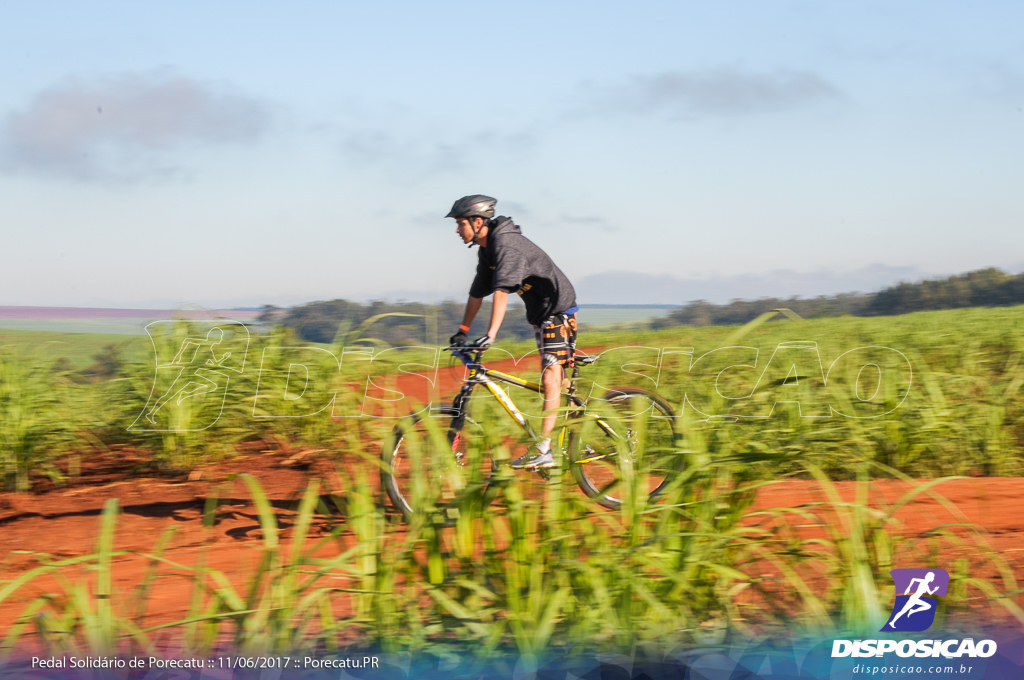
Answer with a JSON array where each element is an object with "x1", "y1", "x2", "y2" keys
[
  {"x1": 558, "y1": 214, "x2": 618, "y2": 232},
  {"x1": 585, "y1": 67, "x2": 842, "y2": 119},
  {"x1": 0, "y1": 70, "x2": 272, "y2": 182},
  {"x1": 978, "y1": 66, "x2": 1024, "y2": 106}
]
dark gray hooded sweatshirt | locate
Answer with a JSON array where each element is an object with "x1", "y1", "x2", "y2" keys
[{"x1": 468, "y1": 216, "x2": 577, "y2": 326}]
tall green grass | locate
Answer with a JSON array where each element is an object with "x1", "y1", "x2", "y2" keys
[
  {"x1": 3, "y1": 465, "x2": 1020, "y2": 662},
  {"x1": 0, "y1": 347, "x2": 79, "y2": 490},
  {"x1": 2, "y1": 307, "x2": 1024, "y2": 661},
  {"x1": 2, "y1": 307, "x2": 1024, "y2": 488}
]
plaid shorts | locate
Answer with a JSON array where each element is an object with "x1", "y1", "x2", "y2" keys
[{"x1": 534, "y1": 313, "x2": 577, "y2": 370}]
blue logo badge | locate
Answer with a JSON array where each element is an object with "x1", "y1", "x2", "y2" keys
[{"x1": 882, "y1": 568, "x2": 949, "y2": 632}]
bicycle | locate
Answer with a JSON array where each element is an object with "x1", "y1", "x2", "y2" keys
[{"x1": 381, "y1": 346, "x2": 682, "y2": 523}]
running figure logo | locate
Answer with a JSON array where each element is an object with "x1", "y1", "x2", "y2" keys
[
  {"x1": 882, "y1": 568, "x2": 949, "y2": 632},
  {"x1": 130, "y1": 321, "x2": 249, "y2": 432}
]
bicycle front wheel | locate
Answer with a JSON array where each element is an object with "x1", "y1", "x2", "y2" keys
[
  {"x1": 569, "y1": 388, "x2": 682, "y2": 510},
  {"x1": 381, "y1": 406, "x2": 494, "y2": 524}
]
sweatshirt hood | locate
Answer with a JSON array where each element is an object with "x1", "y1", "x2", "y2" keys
[{"x1": 487, "y1": 216, "x2": 521, "y2": 237}]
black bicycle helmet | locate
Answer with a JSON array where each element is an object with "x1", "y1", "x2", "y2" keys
[{"x1": 445, "y1": 195, "x2": 497, "y2": 220}]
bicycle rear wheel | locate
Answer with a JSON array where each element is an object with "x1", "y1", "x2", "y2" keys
[
  {"x1": 381, "y1": 406, "x2": 494, "y2": 524},
  {"x1": 569, "y1": 388, "x2": 682, "y2": 510}
]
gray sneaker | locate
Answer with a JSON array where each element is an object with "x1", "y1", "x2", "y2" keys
[{"x1": 509, "y1": 448, "x2": 556, "y2": 469}]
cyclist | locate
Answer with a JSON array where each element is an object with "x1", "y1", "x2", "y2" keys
[{"x1": 446, "y1": 194, "x2": 578, "y2": 469}]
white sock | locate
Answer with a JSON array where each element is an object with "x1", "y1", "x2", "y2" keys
[{"x1": 537, "y1": 438, "x2": 551, "y2": 454}]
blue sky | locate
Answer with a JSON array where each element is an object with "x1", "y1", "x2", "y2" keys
[{"x1": 2, "y1": 2, "x2": 1022, "y2": 308}]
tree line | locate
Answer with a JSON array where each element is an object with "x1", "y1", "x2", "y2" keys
[
  {"x1": 259, "y1": 298, "x2": 538, "y2": 345},
  {"x1": 264, "y1": 268, "x2": 1024, "y2": 343},
  {"x1": 651, "y1": 267, "x2": 1024, "y2": 328}
]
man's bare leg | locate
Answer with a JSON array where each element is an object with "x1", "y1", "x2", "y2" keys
[
  {"x1": 540, "y1": 364, "x2": 564, "y2": 441},
  {"x1": 510, "y1": 363, "x2": 563, "y2": 468}
]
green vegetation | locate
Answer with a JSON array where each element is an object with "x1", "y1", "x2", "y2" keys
[
  {"x1": 865, "y1": 267, "x2": 1024, "y2": 316},
  {"x1": 0, "y1": 348, "x2": 79, "y2": 490},
  {"x1": 267, "y1": 298, "x2": 538, "y2": 345},
  {"x1": 0, "y1": 330, "x2": 143, "y2": 371},
  {"x1": 0, "y1": 305, "x2": 1022, "y2": 659},
  {"x1": 651, "y1": 267, "x2": 1024, "y2": 328},
  {"x1": 0, "y1": 305, "x2": 1023, "y2": 487},
  {"x1": 0, "y1": 470, "x2": 1019, "y2": 661}
]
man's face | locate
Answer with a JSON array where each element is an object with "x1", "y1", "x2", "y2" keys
[{"x1": 454, "y1": 217, "x2": 483, "y2": 244}]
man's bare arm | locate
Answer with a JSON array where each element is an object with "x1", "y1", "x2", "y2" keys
[
  {"x1": 486, "y1": 290, "x2": 509, "y2": 339},
  {"x1": 461, "y1": 296, "x2": 483, "y2": 329}
]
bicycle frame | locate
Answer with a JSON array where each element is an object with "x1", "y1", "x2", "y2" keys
[
  {"x1": 445, "y1": 348, "x2": 616, "y2": 454},
  {"x1": 381, "y1": 348, "x2": 682, "y2": 521}
]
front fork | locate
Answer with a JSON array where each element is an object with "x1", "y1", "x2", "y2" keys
[{"x1": 446, "y1": 383, "x2": 474, "y2": 456}]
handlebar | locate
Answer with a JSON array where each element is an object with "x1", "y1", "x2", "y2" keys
[
  {"x1": 444, "y1": 344, "x2": 598, "y2": 368},
  {"x1": 445, "y1": 344, "x2": 485, "y2": 351},
  {"x1": 444, "y1": 345, "x2": 486, "y2": 367}
]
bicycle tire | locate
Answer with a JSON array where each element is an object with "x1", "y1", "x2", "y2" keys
[
  {"x1": 381, "y1": 406, "x2": 495, "y2": 524},
  {"x1": 569, "y1": 388, "x2": 682, "y2": 510}
]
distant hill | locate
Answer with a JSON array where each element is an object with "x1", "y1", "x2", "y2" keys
[{"x1": 574, "y1": 263, "x2": 926, "y2": 305}]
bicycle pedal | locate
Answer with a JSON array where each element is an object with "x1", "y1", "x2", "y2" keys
[{"x1": 574, "y1": 446, "x2": 607, "y2": 463}]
